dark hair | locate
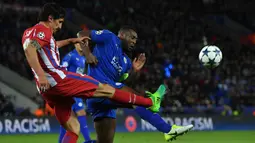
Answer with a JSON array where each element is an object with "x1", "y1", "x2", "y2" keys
[
  {"x1": 119, "y1": 25, "x2": 137, "y2": 33},
  {"x1": 38, "y1": 3, "x2": 66, "y2": 22}
]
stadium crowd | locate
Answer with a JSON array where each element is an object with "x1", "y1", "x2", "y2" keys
[
  {"x1": 0, "y1": 90, "x2": 15, "y2": 116},
  {"x1": 0, "y1": 0, "x2": 255, "y2": 116},
  {"x1": 0, "y1": 90, "x2": 33, "y2": 116}
]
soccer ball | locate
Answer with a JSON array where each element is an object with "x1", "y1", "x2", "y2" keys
[{"x1": 199, "y1": 45, "x2": 223, "y2": 68}]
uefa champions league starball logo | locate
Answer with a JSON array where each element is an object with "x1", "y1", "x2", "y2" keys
[{"x1": 37, "y1": 32, "x2": 45, "y2": 39}]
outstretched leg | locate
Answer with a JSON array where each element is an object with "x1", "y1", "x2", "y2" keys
[
  {"x1": 134, "y1": 106, "x2": 171, "y2": 133},
  {"x1": 64, "y1": 73, "x2": 163, "y2": 112}
]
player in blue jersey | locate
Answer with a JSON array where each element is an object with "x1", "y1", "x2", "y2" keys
[
  {"x1": 78, "y1": 26, "x2": 193, "y2": 143},
  {"x1": 58, "y1": 43, "x2": 96, "y2": 143}
]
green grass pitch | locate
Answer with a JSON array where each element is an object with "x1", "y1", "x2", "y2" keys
[{"x1": 0, "y1": 131, "x2": 254, "y2": 143}]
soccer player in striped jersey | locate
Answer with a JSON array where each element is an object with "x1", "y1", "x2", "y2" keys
[{"x1": 22, "y1": 3, "x2": 165, "y2": 143}]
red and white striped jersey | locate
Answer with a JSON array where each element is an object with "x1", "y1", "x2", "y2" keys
[{"x1": 22, "y1": 24, "x2": 67, "y2": 90}]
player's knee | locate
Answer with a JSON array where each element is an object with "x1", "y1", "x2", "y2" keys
[{"x1": 94, "y1": 84, "x2": 115, "y2": 98}]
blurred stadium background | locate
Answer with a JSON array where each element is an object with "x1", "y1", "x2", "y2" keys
[{"x1": 1, "y1": 0, "x2": 255, "y2": 142}]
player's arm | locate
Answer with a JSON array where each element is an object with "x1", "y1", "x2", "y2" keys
[
  {"x1": 23, "y1": 39, "x2": 50, "y2": 92},
  {"x1": 76, "y1": 30, "x2": 110, "y2": 65},
  {"x1": 24, "y1": 40, "x2": 45, "y2": 77},
  {"x1": 118, "y1": 53, "x2": 147, "y2": 95},
  {"x1": 79, "y1": 29, "x2": 114, "y2": 65},
  {"x1": 56, "y1": 37, "x2": 90, "y2": 48},
  {"x1": 78, "y1": 29, "x2": 113, "y2": 43},
  {"x1": 56, "y1": 38, "x2": 74, "y2": 48},
  {"x1": 77, "y1": 30, "x2": 99, "y2": 65},
  {"x1": 79, "y1": 38, "x2": 98, "y2": 65},
  {"x1": 132, "y1": 53, "x2": 146, "y2": 72},
  {"x1": 122, "y1": 53, "x2": 146, "y2": 84}
]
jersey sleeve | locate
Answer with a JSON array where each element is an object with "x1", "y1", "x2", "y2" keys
[
  {"x1": 62, "y1": 52, "x2": 73, "y2": 68},
  {"x1": 90, "y1": 30, "x2": 113, "y2": 43},
  {"x1": 30, "y1": 27, "x2": 51, "y2": 47}
]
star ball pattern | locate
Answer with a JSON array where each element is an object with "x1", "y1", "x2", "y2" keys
[{"x1": 199, "y1": 45, "x2": 223, "y2": 68}]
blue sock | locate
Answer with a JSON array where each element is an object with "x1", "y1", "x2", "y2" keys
[
  {"x1": 58, "y1": 126, "x2": 66, "y2": 143},
  {"x1": 135, "y1": 106, "x2": 171, "y2": 133},
  {"x1": 78, "y1": 116, "x2": 91, "y2": 141}
]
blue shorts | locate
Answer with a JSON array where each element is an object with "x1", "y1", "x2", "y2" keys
[
  {"x1": 72, "y1": 97, "x2": 85, "y2": 112},
  {"x1": 86, "y1": 98, "x2": 118, "y2": 120},
  {"x1": 86, "y1": 81, "x2": 125, "y2": 121}
]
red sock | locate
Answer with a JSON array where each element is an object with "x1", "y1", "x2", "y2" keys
[
  {"x1": 111, "y1": 89, "x2": 152, "y2": 107},
  {"x1": 62, "y1": 131, "x2": 78, "y2": 143}
]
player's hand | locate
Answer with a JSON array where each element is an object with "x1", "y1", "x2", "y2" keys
[
  {"x1": 86, "y1": 53, "x2": 98, "y2": 65},
  {"x1": 132, "y1": 53, "x2": 146, "y2": 72},
  {"x1": 71, "y1": 37, "x2": 90, "y2": 44},
  {"x1": 38, "y1": 75, "x2": 50, "y2": 93}
]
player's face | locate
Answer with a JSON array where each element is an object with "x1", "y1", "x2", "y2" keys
[
  {"x1": 75, "y1": 43, "x2": 83, "y2": 53},
  {"x1": 125, "y1": 30, "x2": 138, "y2": 51},
  {"x1": 51, "y1": 18, "x2": 64, "y2": 33}
]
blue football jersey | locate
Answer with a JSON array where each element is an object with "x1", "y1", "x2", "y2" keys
[
  {"x1": 88, "y1": 30, "x2": 132, "y2": 87},
  {"x1": 61, "y1": 48, "x2": 88, "y2": 112},
  {"x1": 62, "y1": 49, "x2": 88, "y2": 74}
]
